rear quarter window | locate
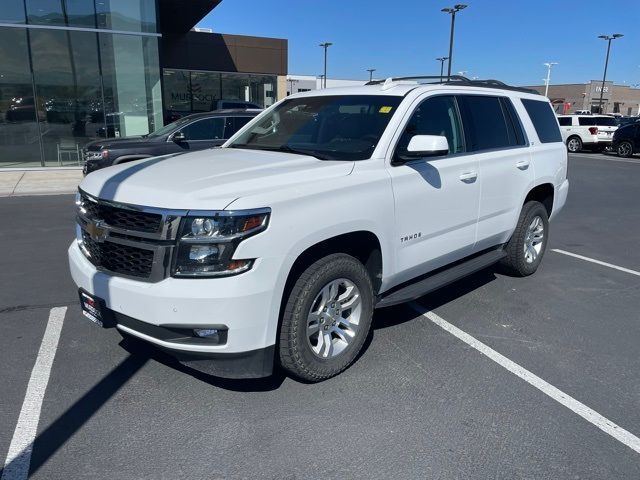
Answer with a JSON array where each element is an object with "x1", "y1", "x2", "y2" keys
[{"x1": 521, "y1": 99, "x2": 562, "y2": 143}]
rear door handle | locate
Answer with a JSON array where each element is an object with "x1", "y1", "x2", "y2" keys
[
  {"x1": 516, "y1": 160, "x2": 530, "y2": 170},
  {"x1": 459, "y1": 171, "x2": 478, "y2": 183}
]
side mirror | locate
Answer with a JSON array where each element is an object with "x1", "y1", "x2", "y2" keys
[
  {"x1": 172, "y1": 131, "x2": 186, "y2": 143},
  {"x1": 406, "y1": 135, "x2": 449, "y2": 157}
]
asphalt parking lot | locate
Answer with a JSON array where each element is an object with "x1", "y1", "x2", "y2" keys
[{"x1": 1, "y1": 152, "x2": 639, "y2": 479}]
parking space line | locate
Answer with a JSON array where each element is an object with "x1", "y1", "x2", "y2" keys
[
  {"x1": 552, "y1": 249, "x2": 640, "y2": 277},
  {"x1": 410, "y1": 304, "x2": 640, "y2": 455},
  {"x1": 1, "y1": 307, "x2": 67, "y2": 480}
]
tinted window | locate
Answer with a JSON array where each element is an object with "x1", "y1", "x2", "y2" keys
[
  {"x1": 225, "y1": 116, "x2": 253, "y2": 138},
  {"x1": 396, "y1": 95, "x2": 464, "y2": 156},
  {"x1": 593, "y1": 116, "x2": 617, "y2": 126},
  {"x1": 459, "y1": 95, "x2": 512, "y2": 151},
  {"x1": 558, "y1": 117, "x2": 572, "y2": 126},
  {"x1": 500, "y1": 97, "x2": 527, "y2": 146},
  {"x1": 181, "y1": 118, "x2": 225, "y2": 141},
  {"x1": 521, "y1": 99, "x2": 562, "y2": 143},
  {"x1": 578, "y1": 117, "x2": 595, "y2": 126}
]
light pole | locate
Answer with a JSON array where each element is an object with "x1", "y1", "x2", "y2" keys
[
  {"x1": 436, "y1": 57, "x2": 449, "y2": 82},
  {"x1": 367, "y1": 68, "x2": 376, "y2": 82},
  {"x1": 319, "y1": 42, "x2": 333, "y2": 88},
  {"x1": 318, "y1": 75, "x2": 325, "y2": 89},
  {"x1": 543, "y1": 62, "x2": 558, "y2": 98},
  {"x1": 441, "y1": 4, "x2": 467, "y2": 80},
  {"x1": 597, "y1": 33, "x2": 623, "y2": 114}
]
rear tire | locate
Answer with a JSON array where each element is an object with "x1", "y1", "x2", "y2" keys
[
  {"x1": 278, "y1": 254, "x2": 374, "y2": 382},
  {"x1": 500, "y1": 201, "x2": 549, "y2": 277},
  {"x1": 617, "y1": 141, "x2": 633, "y2": 158},
  {"x1": 566, "y1": 136, "x2": 582, "y2": 153}
]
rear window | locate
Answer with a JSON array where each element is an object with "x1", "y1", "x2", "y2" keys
[
  {"x1": 558, "y1": 117, "x2": 572, "y2": 126},
  {"x1": 521, "y1": 99, "x2": 562, "y2": 143}
]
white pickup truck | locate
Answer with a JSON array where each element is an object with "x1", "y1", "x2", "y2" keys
[{"x1": 69, "y1": 77, "x2": 569, "y2": 381}]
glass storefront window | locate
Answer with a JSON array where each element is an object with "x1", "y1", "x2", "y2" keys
[
  {"x1": 26, "y1": 0, "x2": 97, "y2": 28},
  {"x1": 221, "y1": 73, "x2": 251, "y2": 104},
  {"x1": 100, "y1": 33, "x2": 162, "y2": 137},
  {"x1": 1, "y1": 0, "x2": 26, "y2": 23},
  {"x1": 0, "y1": 27, "x2": 41, "y2": 167},
  {"x1": 251, "y1": 75, "x2": 277, "y2": 108},
  {"x1": 96, "y1": 0, "x2": 157, "y2": 33},
  {"x1": 29, "y1": 29, "x2": 103, "y2": 166}
]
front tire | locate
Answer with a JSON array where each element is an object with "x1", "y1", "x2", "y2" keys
[
  {"x1": 500, "y1": 201, "x2": 549, "y2": 277},
  {"x1": 617, "y1": 141, "x2": 633, "y2": 158},
  {"x1": 566, "y1": 136, "x2": 582, "y2": 153},
  {"x1": 278, "y1": 254, "x2": 374, "y2": 382}
]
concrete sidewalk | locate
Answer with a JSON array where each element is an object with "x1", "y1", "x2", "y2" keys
[{"x1": 0, "y1": 169, "x2": 83, "y2": 197}]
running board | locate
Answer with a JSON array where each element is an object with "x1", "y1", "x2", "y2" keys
[{"x1": 375, "y1": 249, "x2": 506, "y2": 309}]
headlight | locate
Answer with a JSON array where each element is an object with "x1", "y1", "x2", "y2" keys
[{"x1": 172, "y1": 209, "x2": 270, "y2": 278}]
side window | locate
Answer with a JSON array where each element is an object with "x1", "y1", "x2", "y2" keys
[
  {"x1": 458, "y1": 95, "x2": 513, "y2": 151},
  {"x1": 500, "y1": 97, "x2": 526, "y2": 146},
  {"x1": 521, "y1": 99, "x2": 563, "y2": 143},
  {"x1": 224, "y1": 116, "x2": 252, "y2": 138},
  {"x1": 558, "y1": 117, "x2": 572, "y2": 126},
  {"x1": 180, "y1": 117, "x2": 225, "y2": 140},
  {"x1": 396, "y1": 95, "x2": 464, "y2": 157},
  {"x1": 578, "y1": 117, "x2": 596, "y2": 126}
]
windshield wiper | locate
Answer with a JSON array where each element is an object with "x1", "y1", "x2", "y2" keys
[{"x1": 228, "y1": 143, "x2": 332, "y2": 160}]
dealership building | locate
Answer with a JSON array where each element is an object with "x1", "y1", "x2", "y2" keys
[
  {"x1": 523, "y1": 80, "x2": 640, "y2": 116},
  {"x1": 0, "y1": 0, "x2": 287, "y2": 168}
]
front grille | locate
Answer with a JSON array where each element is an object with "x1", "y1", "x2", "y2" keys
[
  {"x1": 81, "y1": 194, "x2": 162, "y2": 233},
  {"x1": 82, "y1": 231, "x2": 154, "y2": 278}
]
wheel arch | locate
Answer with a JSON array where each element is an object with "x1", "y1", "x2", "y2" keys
[{"x1": 524, "y1": 183, "x2": 554, "y2": 217}]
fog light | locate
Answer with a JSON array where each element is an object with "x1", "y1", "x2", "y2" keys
[
  {"x1": 194, "y1": 328, "x2": 219, "y2": 338},
  {"x1": 189, "y1": 245, "x2": 219, "y2": 262}
]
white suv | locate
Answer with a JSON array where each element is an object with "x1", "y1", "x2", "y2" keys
[
  {"x1": 557, "y1": 114, "x2": 618, "y2": 152},
  {"x1": 69, "y1": 77, "x2": 569, "y2": 381}
]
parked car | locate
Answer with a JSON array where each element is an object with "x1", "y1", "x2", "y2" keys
[
  {"x1": 165, "y1": 100, "x2": 263, "y2": 123},
  {"x1": 70, "y1": 77, "x2": 568, "y2": 381},
  {"x1": 615, "y1": 116, "x2": 639, "y2": 127},
  {"x1": 557, "y1": 114, "x2": 618, "y2": 152},
  {"x1": 612, "y1": 121, "x2": 640, "y2": 157},
  {"x1": 82, "y1": 109, "x2": 260, "y2": 174}
]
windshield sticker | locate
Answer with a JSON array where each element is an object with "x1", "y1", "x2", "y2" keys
[{"x1": 379, "y1": 106, "x2": 393, "y2": 114}]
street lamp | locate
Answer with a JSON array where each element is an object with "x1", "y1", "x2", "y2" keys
[
  {"x1": 367, "y1": 68, "x2": 376, "y2": 82},
  {"x1": 597, "y1": 33, "x2": 623, "y2": 114},
  {"x1": 319, "y1": 42, "x2": 333, "y2": 88},
  {"x1": 436, "y1": 57, "x2": 449, "y2": 82},
  {"x1": 441, "y1": 4, "x2": 467, "y2": 80},
  {"x1": 543, "y1": 62, "x2": 558, "y2": 98}
]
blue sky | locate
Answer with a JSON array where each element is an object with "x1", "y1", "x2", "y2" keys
[{"x1": 199, "y1": 0, "x2": 640, "y2": 86}]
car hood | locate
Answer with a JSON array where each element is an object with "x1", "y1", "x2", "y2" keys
[
  {"x1": 80, "y1": 148, "x2": 354, "y2": 210},
  {"x1": 84, "y1": 136, "x2": 159, "y2": 150}
]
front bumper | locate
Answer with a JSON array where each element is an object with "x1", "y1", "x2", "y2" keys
[{"x1": 69, "y1": 241, "x2": 282, "y2": 378}]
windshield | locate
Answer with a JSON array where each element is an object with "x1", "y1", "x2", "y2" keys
[
  {"x1": 227, "y1": 95, "x2": 402, "y2": 160},
  {"x1": 147, "y1": 117, "x2": 192, "y2": 138}
]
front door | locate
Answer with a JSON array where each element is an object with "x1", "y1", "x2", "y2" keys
[{"x1": 387, "y1": 94, "x2": 480, "y2": 284}]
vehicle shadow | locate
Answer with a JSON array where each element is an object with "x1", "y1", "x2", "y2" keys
[
  {"x1": 118, "y1": 335, "x2": 287, "y2": 392},
  {"x1": 372, "y1": 266, "x2": 497, "y2": 331}
]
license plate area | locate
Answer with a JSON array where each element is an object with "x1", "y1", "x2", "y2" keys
[{"x1": 79, "y1": 289, "x2": 116, "y2": 328}]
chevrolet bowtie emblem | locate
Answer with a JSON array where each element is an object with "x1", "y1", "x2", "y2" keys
[{"x1": 86, "y1": 220, "x2": 108, "y2": 243}]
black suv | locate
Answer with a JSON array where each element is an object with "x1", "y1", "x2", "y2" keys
[
  {"x1": 612, "y1": 120, "x2": 640, "y2": 158},
  {"x1": 83, "y1": 109, "x2": 260, "y2": 174}
]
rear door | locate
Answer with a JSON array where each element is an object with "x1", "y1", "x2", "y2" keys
[{"x1": 457, "y1": 94, "x2": 534, "y2": 251}]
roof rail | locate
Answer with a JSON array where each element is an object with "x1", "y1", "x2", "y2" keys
[{"x1": 366, "y1": 75, "x2": 539, "y2": 95}]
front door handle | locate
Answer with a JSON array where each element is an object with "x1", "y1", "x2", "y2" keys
[
  {"x1": 516, "y1": 160, "x2": 530, "y2": 170},
  {"x1": 459, "y1": 171, "x2": 478, "y2": 183}
]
